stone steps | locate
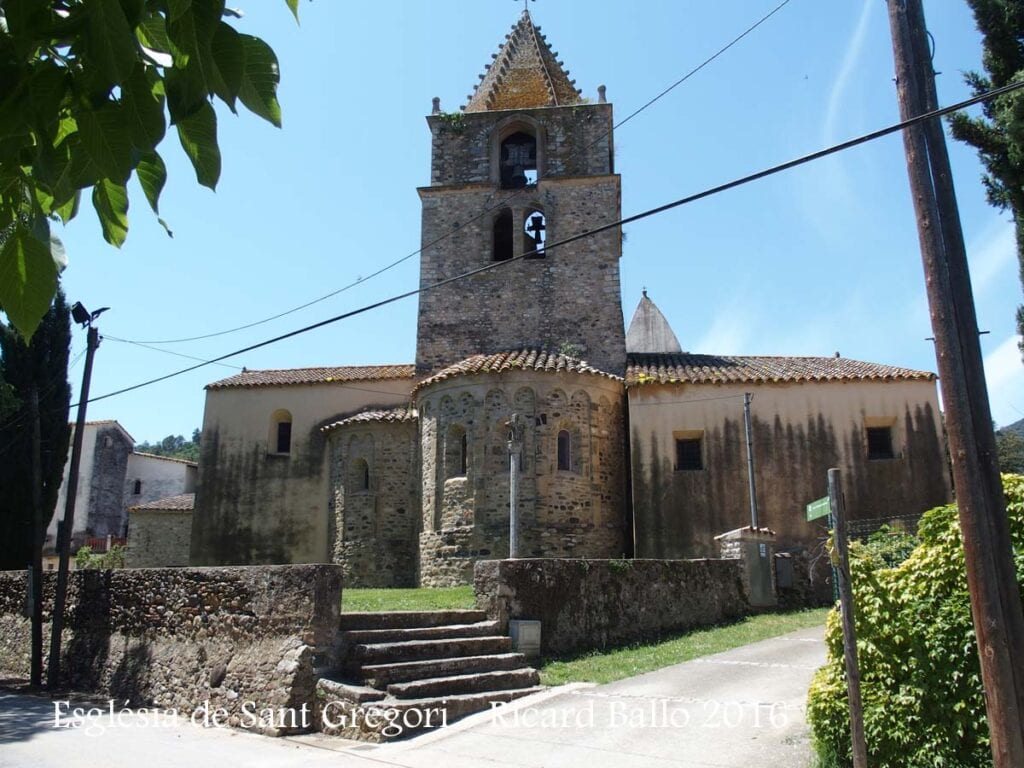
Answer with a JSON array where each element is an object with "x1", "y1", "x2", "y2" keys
[
  {"x1": 360, "y1": 652, "x2": 530, "y2": 687},
  {"x1": 387, "y1": 667, "x2": 540, "y2": 699},
  {"x1": 349, "y1": 635, "x2": 513, "y2": 666},
  {"x1": 339, "y1": 610, "x2": 488, "y2": 630},
  {"x1": 321, "y1": 609, "x2": 542, "y2": 742},
  {"x1": 342, "y1": 620, "x2": 500, "y2": 646}
]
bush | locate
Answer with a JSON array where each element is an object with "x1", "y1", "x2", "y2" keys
[
  {"x1": 806, "y1": 474, "x2": 1024, "y2": 768},
  {"x1": 860, "y1": 524, "x2": 919, "y2": 568},
  {"x1": 74, "y1": 544, "x2": 126, "y2": 570}
]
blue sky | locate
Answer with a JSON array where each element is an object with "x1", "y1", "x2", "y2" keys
[{"x1": 49, "y1": 0, "x2": 1024, "y2": 442}]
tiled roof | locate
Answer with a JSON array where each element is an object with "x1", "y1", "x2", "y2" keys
[
  {"x1": 322, "y1": 407, "x2": 418, "y2": 433},
  {"x1": 626, "y1": 353, "x2": 936, "y2": 386},
  {"x1": 207, "y1": 364, "x2": 416, "y2": 390},
  {"x1": 130, "y1": 493, "x2": 195, "y2": 512},
  {"x1": 132, "y1": 451, "x2": 197, "y2": 467},
  {"x1": 464, "y1": 11, "x2": 582, "y2": 113},
  {"x1": 415, "y1": 349, "x2": 621, "y2": 393}
]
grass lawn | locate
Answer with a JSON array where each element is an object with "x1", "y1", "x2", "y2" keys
[
  {"x1": 341, "y1": 586, "x2": 476, "y2": 612},
  {"x1": 538, "y1": 607, "x2": 830, "y2": 686}
]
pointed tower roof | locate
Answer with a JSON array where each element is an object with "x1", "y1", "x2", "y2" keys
[
  {"x1": 626, "y1": 291, "x2": 683, "y2": 354},
  {"x1": 464, "y1": 11, "x2": 583, "y2": 113}
]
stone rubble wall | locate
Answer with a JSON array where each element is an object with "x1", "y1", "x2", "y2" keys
[
  {"x1": 0, "y1": 565, "x2": 342, "y2": 736},
  {"x1": 474, "y1": 558, "x2": 748, "y2": 656},
  {"x1": 124, "y1": 509, "x2": 192, "y2": 567}
]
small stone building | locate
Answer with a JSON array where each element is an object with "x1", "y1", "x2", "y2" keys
[
  {"x1": 189, "y1": 10, "x2": 951, "y2": 587},
  {"x1": 124, "y1": 493, "x2": 195, "y2": 568}
]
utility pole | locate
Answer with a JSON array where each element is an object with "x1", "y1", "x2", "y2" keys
[
  {"x1": 29, "y1": 386, "x2": 43, "y2": 687},
  {"x1": 742, "y1": 392, "x2": 759, "y2": 529},
  {"x1": 886, "y1": 2, "x2": 1024, "y2": 764},
  {"x1": 507, "y1": 413, "x2": 522, "y2": 558},
  {"x1": 47, "y1": 304, "x2": 104, "y2": 690}
]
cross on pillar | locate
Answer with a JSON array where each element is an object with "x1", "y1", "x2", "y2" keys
[
  {"x1": 516, "y1": 0, "x2": 535, "y2": 13},
  {"x1": 527, "y1": 214, "x2": 546, "y2": 256}
]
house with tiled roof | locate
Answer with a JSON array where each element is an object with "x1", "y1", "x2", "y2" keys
[{"x1": 189, "y1": 10, "x2": 950, "y2": 592}]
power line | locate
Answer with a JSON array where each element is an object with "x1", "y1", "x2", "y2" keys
[
  {"x1": 76, "y1": 78, "x2": 1024, "y2": 409},
  {"x1": 118, "y1": 0, "x2": 793, "y2": 346},
  {"x1": 104, "y1": 335, "x2": 245, "y2": 370}
]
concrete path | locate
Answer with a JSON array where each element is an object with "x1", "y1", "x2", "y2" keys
[{"x1": 0, "y1": 625, "x2": 826, "y2": 768}]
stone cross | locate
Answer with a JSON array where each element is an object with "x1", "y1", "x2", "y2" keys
[{"x1": 527, "y1": 214, "x2": 545, "y2": 253}]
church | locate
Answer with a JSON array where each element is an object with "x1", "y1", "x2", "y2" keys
[{"x1": 180, "y1": 11, "x2": 951, "y2": 587}]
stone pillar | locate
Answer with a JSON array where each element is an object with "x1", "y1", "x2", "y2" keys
[{"x1": 715, "y1": 526, "x2": 777, "y2": 608}]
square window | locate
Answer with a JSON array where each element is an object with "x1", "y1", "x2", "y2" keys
[
  {"x1": 675, "y1": 438, "x2": 703, "y2": 471},
  {"x1": 867, "y1": 426, "x2": 894, "y2": 460}
]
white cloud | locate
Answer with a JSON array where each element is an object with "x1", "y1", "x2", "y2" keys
[
  {"x1": 967, "y1": 216, "x2": 1016, "y2": 295},
  {"x1": 983, "y1": 334, "x2": 1024, "y2": 427},
  {"x1": 823, "y1": 1, "x2": 874, "y2": 145}
]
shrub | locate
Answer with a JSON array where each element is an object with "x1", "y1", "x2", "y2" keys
[
  {"x1": 860, "y1": 524, "x2": 919, "y2": 568},
  {"x1": 806, "y1": 474, "x2": 1024, "y2": 768},
  {"x1": 74, "y1": 544, "x2": 126, "y2": 570}
]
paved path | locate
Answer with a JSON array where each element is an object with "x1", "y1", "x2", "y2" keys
[{"x1": 0, "y1": 625, "x2": 826, "y2": 768}]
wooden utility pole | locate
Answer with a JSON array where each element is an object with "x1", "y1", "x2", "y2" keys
[
  {"x1": 828, "y1": 469, "x2": 867, "y2": 768},
  {"x1": 742, "y1": 392, "x2": 759, "y2": 528},
  {"x1": 886, "y1": 1, "x2": 1024, "y2": 763},
  {"x1": 29, "y1": 386, "x2": 44, "y2": 687},
  {"x1": 47, "y1": 323, "x2": 99, "y2": 690}
]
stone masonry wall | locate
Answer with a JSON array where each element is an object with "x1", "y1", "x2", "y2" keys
[
  {"x1": 416, "y1": 102, "x2": 625, "y2": 377},
  {"x1": 0, "y1": 565, "x2": 342, "y2": 735},
  {"x1": 418, "y1": 371, "x2": 626, "y2": 586},
  {"x1": 474, "y1": 558, "x2": 749, "y2": 656},
  {"x1": 328, "y1": 421, "x2": 419, "y2": 587},
  {"x1": 124, "y1": 510, "x2": 192, "y2": 568}
]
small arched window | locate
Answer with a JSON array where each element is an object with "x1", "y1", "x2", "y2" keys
[
  {"x1": 523, "y1": 209, "x2": 546, "y2": 258},
  {"x1": 351, "y1": 457, "x2": 370, "y2": 491},
  {"x1": 132, "y1": 479, "x2": 142, "y2": 495},
  {"x1": 557, "y1": 429, "x2": 572, "y2": 471},
  {"x1": 500, "y1": 131, "x2": 537, "y2": 188},
  {"x1": 445, "y1": 424, "x2": 468, "y2": 478},
  {"x1": 269, "y1": 409, "x2": 292, "y2": 455},
  {"x1": 493, "y1": 209, "x2": 513, "y2": 261}
]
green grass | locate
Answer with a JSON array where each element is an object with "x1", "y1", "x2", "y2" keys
[
  {"x1": 538, "y1": 607, "x2": 829, "y2": 686},
  {"x1": 341, "y1": 586, "x2": 476, "y2": 612}
]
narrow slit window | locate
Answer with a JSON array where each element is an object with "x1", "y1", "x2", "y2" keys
[
  {"x1": 133, "y1": 479, "x2": 142, "y2": 495},
  {"x1": 557, "y1": 429, "x2": 572, "y2": 471},
  {"x1": 270, "y1": 409, "x2": 293, "y2": 455},
  {"x1": 493, "y1": 210, "x2": 513, "y2": 261}
]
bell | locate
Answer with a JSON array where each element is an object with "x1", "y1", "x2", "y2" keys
[{"x1": 510, "y1": 164, "x2": 527, "y2": 188}]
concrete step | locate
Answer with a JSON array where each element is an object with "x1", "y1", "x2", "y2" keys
[
  {"x1": 360, "y1": 652, "x2": 530, "y2": 688},
  {"x1": 387, "y1": 668, "x2": 540, "y2": 699},
  {"x1": 339, "y1": 610, "x2": 488, "y2": 631},
  {"x1": 342, "y1": 621, "x2": 500, "y2": 646},
  {"x1": 350, "y1": 636, "x2": 513, "y2": 666}
]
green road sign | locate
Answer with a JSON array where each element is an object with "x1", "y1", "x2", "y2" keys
[{"x1": 806, "y1": 496, "x2": 831, "y2": 521}]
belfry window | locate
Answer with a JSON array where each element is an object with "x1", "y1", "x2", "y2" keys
[
  {"x1": 493, "y1": 209, "x2": 514, "y2": 261},
  {"x1": 500, "y1": 131, "x2": 537, "y2": 188},
  {"x1": 524, "y1": 209, "x2": 546, "y2": 258}
]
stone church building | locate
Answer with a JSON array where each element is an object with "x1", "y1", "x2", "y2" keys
[{"x1": 188, "y1": 11, "x2": 950, "y2": 586}]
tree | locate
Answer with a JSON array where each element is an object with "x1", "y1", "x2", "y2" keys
[
  {"x1": 0, "y1": 1, "x2": 297, "y2": 340},
  {"x1": 136, "y1": 428, "x2": 199, "y2": 461},
  {"x1": 0, "y1": 288, "x2": 72, "y2": 571},
  {"x1": 949, "y1": 0, "x2": 1024, "y2": 360},
  {"x1": 997, "y1": 428, "x2": 1024, "y2": 473}
]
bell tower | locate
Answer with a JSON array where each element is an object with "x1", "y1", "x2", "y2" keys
[{"x1": 414, "y1": 11, "x2": 626, "y2": 375}]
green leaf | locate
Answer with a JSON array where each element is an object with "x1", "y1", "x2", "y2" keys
[
  {"x1": 122, "y1": 65, "x2": 166, "y2": 151},
  {"x1": 285, "y1": 0, "x2": 300, "y2": 22},
  {"x1": 166, "y1": 0, "x2": 222, "y2": 81},
  {"x1": 77, "y1": 104, "x2": 133, "y2": 183},
  {"x1": 210, "y1": 21, "x2": 243, "y2": 110},
  {"x1": 168, "y1": 0, "x2": 193, "y2": 23},
  {"x1": 53, "y1": 190, "x2": 80, "y2": 225},
  {"x1": 92, "y1": 178, "x2": 129, "y2": 246},
  {"x1": 87, "y1": 0, "x2": 138, "y2": 87},
  {"x1": 136, "y1": 150, "x2": 167, "y2": 213},
  {"x1": 0, "y1": 222, "x2": 59, "y2": 340},
  {"x1": 176, "y1": 101, "x2": 220, "y2": 188},
  {"x1": 237, "y1": 34, "x2": 281, "y2": 127}
]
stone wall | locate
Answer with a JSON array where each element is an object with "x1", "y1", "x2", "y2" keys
[
  {"x1": 327, "y1": 420, "x2": 419, "y2": 587},
  {"x1": 474, "y1": 558, "x2": 748, "y2": 656},
  {"x1": 85, "y1": 424, "x2": 135, "y2": 541},
  {"x1": 0, "y1": 565, "x2": 342, "y2": 735},
  {"x1": 124, "y1": 509, "x2": 193, "y2": 568},
  {"x1": 416, "y1": 101, "x2": 625, "y2": 377},
  {"x1": 418, "y1": 371, "x2": 627, "y2": 586}
]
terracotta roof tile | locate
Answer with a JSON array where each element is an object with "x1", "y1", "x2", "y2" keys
[
  {"x1": 130, "y1": 493, "x2": 195, "y2": 512},
  {"x1": 322, "y1": 407, "x2": 418, "y2": 433},
  {"x1": 207, "y1": 364, "x2": 415, "y2": 390},
  {"x1": 626, "y1": 353, "x2": 936, "y2": 386},
  {"x1": 132, "y1": 452, "x2": 197, "y2": 467},
  {"x1": 464, "y1": 11, "x2": 582, "y2": 113},
  {"x1": 415, "y1": 349, "x2": 621, "y2": 393}
]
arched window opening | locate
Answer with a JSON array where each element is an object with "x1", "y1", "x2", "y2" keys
[
  {"x1": 132, "y1": 479, "x2": 142, "y2": 495},
  {"x1": 445, "y1": 424, "x2": 468, "y2": 478},
  {"x1": 523, "y1": 209, "x2": 546, "y2": 258},
  {"x1": 500, "y1": 131, "x2": 537, "y2": 189},
  {"x1": 557, "y1": 429, "x2": 572, "y2": 471},
  {"x1": 351, "y1": 457, "x2": 370, "y2": 491},
  {"x1": 269, "y1": 409, "x2": 293, "y2": 455},
  {"x1": 493, "y1": 209, "x2": 514, "y2": 261}
]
